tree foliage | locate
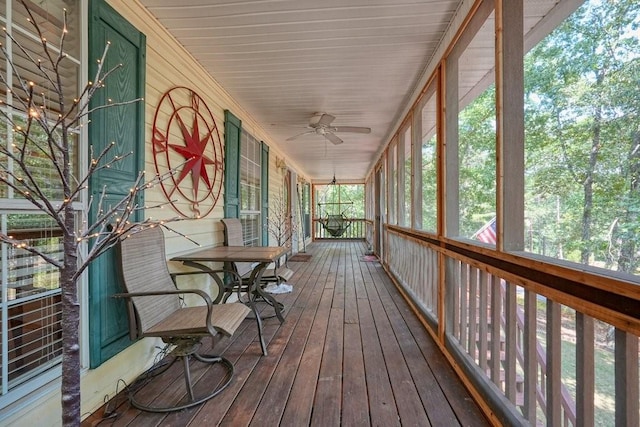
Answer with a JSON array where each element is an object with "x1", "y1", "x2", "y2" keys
[{"x1": 523, "y1": 0, "x2": 640, "y2": 272}]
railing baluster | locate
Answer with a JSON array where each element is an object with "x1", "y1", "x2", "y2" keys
[
  {"x1": 468, "y1": 267, "x2": 478, "y2": 362},
  {"x1": 575, "y1": 313, "x2": 593, "y2": 426},
  {"x1": 478, "y1": 272, "x2": 488, "y2": 372},
  {"x1": 523, "y1": 288, "x2": 537, "y2": 424},
  {"x1": 490, "y1": 274, "x2": 502, "y2": 386},
  {"x1": 445, "y1": 258, "x2": 459, "y2": 340},
  {"x1": 614, "y1": 329, "x2": 639, "y2": 426},
  {"x1": 460, "y1": 264, "x2": 468, "y2": 352},
  {"x1": 505, "y1": 281, "x2": 517, "y2": 404},
  {"x1": 453, "y1": 260, "x2": 461, "y2": 341},
  {"x1": 421, "y1": 247, "x2": 427, "y2": 309},
  {"x1": 547, "y1": 299, "x2": 562, "y2": 426}
]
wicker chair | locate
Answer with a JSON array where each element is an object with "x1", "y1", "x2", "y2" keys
[{"x1": 114, "y1": 226, "x2": 250, "y2": 412}]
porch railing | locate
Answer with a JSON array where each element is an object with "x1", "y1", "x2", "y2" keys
[
  {"x1": 383, "y1": 225, "x2": 639, "y2": 426},
  {"x1": 313, "y1": 217, "x2": 367, "y2": 239}
]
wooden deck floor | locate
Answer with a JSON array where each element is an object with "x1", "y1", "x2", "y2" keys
[{"x1": 84, "y1": 241, "x2": 489, "y2": 426}]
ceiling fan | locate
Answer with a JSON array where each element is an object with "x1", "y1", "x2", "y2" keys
[{"x1": 285, "y1": 113, "x2": 371, "y2": 145}]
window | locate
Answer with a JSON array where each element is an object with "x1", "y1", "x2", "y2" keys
[
  {"x1": 240, "y1": 130, "x2": 262, "y2": 246},
  {"x1": 1, "y1": 216, "x2": 63, "y2": 391},
  {"x1": 524, "y1": 0, "x2": 640, "y2": 274},
  {"x1": 0, "y1": 0, "x2": 80, "y2": 401}
]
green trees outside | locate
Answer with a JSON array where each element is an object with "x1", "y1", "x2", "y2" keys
[
  {"x1": 315, "y1": 184, "x2": 364, "y2": 218},
  {"x1": 458, "y1": 87, "x2": 497, "y2": 237},
  {"x1": 525, "y1": 0, "x2": 640, "y2": 273},
  {"x1": 449, "y1": 0, "x2": 639, "y2": 274}
]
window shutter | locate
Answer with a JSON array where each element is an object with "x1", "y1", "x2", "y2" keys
[
  {"x1": 224, "y1": 110, "x2": 242, "y2": 218},
  {"x1": 261, "y1": 142, "x2": 269, "y2": 245},
  {"x1": 88, "y1": 0, "x2": 146, "y2": 367}
]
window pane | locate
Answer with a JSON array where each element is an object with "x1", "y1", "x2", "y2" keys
[
  {"x1": 524, "y1": 0, "x2": 640, "y2": 274},
  {"x1": 8, "y1": 115, "x2": 78, "y2": 200},
  {"x1": 1, "y1": 213, "x2": 63, "y2": 389},
  {"x1": 10, "y1": 0, "x2": 81, "y2": 59},
  {"x1": 1, "y1": 1, "x2": 80, "y2": 202},
  {"x1": 240, "y1": 130, "x2": 261, "y2": 245},
  {"x1": 458, "y1": 10, "x2": 497, "y2": 242}
]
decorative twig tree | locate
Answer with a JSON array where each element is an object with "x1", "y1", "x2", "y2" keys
[
  {"x1": 265, "y1": 189, "x2": 296, "y2": 266},
  {"x1": 0, "y1": 2, "x2": 180, "y2": 425}
]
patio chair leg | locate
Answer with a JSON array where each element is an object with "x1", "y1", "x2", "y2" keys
[
  {"x1": 246, "y1": 295, "x2": 267, "y2": 355},
  {"x1": 129, "y1": 353, "x2": 235, "y2": 413},
  {"x1": 183, "y1": 355, "x2": 195, "y2": 401}
]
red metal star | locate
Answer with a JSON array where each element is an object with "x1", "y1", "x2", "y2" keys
[{"x1": 168, "y1": 111, "x2": 215, "y2": 199}]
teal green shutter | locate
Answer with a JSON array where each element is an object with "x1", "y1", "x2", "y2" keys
[
  {"x1": 224, "y1": 110, "x2": 242, "y2": 218},
  {"x1": 88, "y1": 0, "x2": 146, "y2": 367},
  {"x1": 261, "y1": 142, "x2": 269, "y2": 245}
]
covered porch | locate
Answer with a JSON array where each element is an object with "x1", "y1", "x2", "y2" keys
[{"x1": 82, "y1": 240, "x2": 488, "y2": 426}]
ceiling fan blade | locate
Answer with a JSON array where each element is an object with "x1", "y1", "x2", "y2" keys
[
  {"x1": 315, "y1": 113, "x2": 335, "y2": 127},
  {"x1": 286, "y1": 130, "x2": 315, "y2": 141},
  {"x1": 324, "y1": 132, "x2": 343, "y2": 145},
  {"x1": 332, "y1": 126, "x2": 371, "y2": 134}
]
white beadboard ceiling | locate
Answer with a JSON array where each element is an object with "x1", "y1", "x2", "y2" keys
[{"x1": 138, "y1": 0, "x2": 568, "y2": 182}]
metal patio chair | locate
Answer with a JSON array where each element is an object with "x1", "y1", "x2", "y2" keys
[{"x1": 114, "y1": 226, "x2": 250, "y2": 413}]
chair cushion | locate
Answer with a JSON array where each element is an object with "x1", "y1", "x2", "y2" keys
[{"x1": 146, "y1": 303, "x2": 250, "y2": 338}]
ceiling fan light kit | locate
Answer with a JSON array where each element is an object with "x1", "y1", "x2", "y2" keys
[{"x1": 285, "y1": 112, "x2": 371, "y2": 145}]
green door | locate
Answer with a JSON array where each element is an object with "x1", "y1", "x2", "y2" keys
[{"x1": 88, "y1": 0, "x2": 146, "y2": 367}]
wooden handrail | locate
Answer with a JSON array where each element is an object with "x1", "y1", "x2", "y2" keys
[{"x1": 380, "y1": 227, "x2": 632, "y2": 425}]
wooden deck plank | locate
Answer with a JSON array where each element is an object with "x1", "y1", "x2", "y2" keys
[
  {"x1": 248, "y1": 274, "x2": 328, "y2": 424},
  {"x1": 364, "y1": 259, "x2": 461, "y2": 426},
  {"x1": 307, "y1": 244, "x2": 346, "y2": 425},
  {"x1": 248, "y1": 245, "x2": 332, "y2": 426},
  {"x1": 82, "y1": 241, "x2": 489, "y2": 427},
  {"x1": 360, "y1": 259, "x2": 431, "y2": 426},
  {"x1": 370, "y1": 259, "x2": 489, "y2": 426},
  {"x1": 310, "y1": 306, "x2": 344, "y2": 426},
  {"x1": 279, "y1": 246, "x2": 339, "y2": 425},
  {"x1": 343, "y1": 242, "x2": 360, "y2": 325},
  {"x1": 341, "y1": 242, "x2": 370, "y2": 426},
  {"x1": 342, "y1": 322, "x2": 370, "y2": 426},
  {"x1": 357, "y1": 295, "x2": 401, "y2": 426},
  {"x1": 276, "y1": 291, "x2": 330, "y2": 425},
  {"x1": 218, "y1": 304, "x2": 305, "y2": 426},
  {"x1": 216, "y1": 249, "x2": 324, "y2": 426}
]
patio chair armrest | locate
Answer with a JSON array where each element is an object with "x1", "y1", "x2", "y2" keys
[
  {"x1": 113, "y1": 289, "x2": 246, "y2": 338},
  {"x1": 113, "y1": 288, "x2": 214, "y2": 306},
  {"x1": 113, "y1": 289, "x2": 219, "y2": 338},
  {"x1": 169, "y1": 268, "x2": 244, "y2": 303}
]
